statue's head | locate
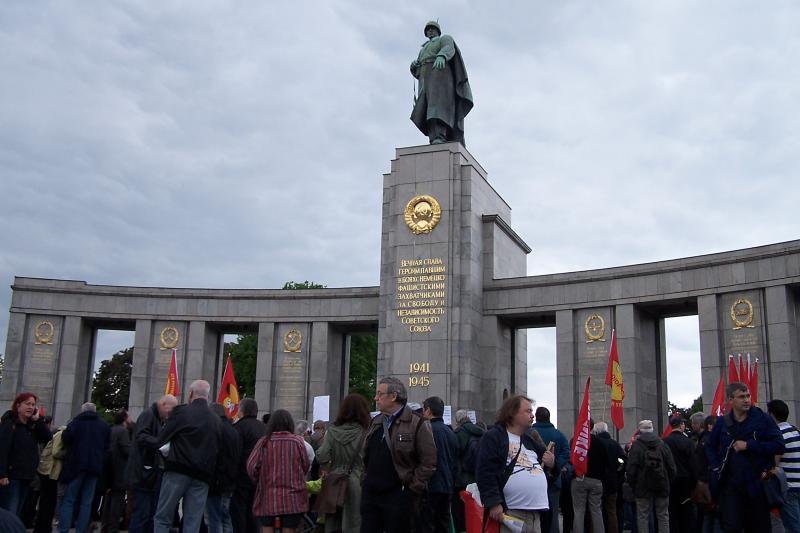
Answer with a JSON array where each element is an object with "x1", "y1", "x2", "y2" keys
[{"x1": 424, "y1": 21, "x2": 441, "y2": 38}]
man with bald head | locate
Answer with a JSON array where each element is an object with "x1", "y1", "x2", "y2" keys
[
  {"x1": 127, "y1": 394, "x2": 177, "y2": 533},
  {"x1": 154, "y1": 380, "x2": 223, "y2": 533}
]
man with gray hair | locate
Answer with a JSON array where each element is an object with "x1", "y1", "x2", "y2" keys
[
  {"x1": 626, "y1": 419, "x2": 676, "y2": 533},
  {"x1": 57, "y1": 401, "x2": 110, "y2": 533},
  {"x1": 154, "y1": 380, "x2": 223, "y2": 533},
  {"x1": 361, "y1": 376, "x2": 437, "y2": 532}
]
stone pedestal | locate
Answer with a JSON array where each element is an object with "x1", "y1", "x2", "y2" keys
[{"x1": 378, "y1": 143, "x2": 529, "y2": 420}]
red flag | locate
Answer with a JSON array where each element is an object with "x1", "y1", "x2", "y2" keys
[
  {"x1": 710, "y1": 374, "x2": 727, "y2": 416},
  {"x1": 727, "y1": 354, "x2": 739, "y2": 384},
  {"x1": 604, "y1": 329, "x2": 625, "y2": 430},
  {"x1": 572, "y1": 377, "x2": 592, "y2": 478},
  {"x1": 165, "y1": 349, "x2": 181, "y2": 397},
  {"x1": 744, "y1": 354, "x2": 752, "y2": 388},
  {"x1": 217, "y1": 355, "x2": 240, "y2": 419},
  {"x1": 738, "y1": 354, "x2": 746, "y2": 384},
  {"x1": 750, "y1": 358, "x2": 759, "y2": 405}
]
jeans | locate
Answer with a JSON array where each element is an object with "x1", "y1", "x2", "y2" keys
[
  {"x1": 572, "y1": 477, "x2": 604, "y2": 533},
  {"x1": 0, "y1": 479, "x2": 30, "y2": 517},
  {"x1": 129, "y1": 487, "x2": 160, "y2": 533},
  {"x1": 58, "y1": 474, "x2": 99, "y2": 533},
  {"x1": 541, "y1": 486, "x2": 560, "y2": 533},
  {"x1": 635, "y1": 496, "x2": 668, "y2": 533},
  {"x1": 781, "y1": 490, "x2": 800, "y2": 533},
  {"x1": 205, "y1": 492, "x2": 233, "y2": 533},
  {"x1": 154, "y1": 471, "x2": 209, "y2": 533}
]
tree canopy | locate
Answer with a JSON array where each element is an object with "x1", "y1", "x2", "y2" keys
[{"x1": 91, "y1": 347, "x2": 133, "y2": 414}]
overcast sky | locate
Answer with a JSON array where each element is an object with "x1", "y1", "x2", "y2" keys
[{"x1": 2, "y1": 2, "x2": 798, "y2": 421}]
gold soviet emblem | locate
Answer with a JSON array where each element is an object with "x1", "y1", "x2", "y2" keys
[
  {"x1": 160, "y1": 326, "x2": 180, "y2": 350},
  {"x1": 283, "y1": 329, "x2": 302, "y2": 352},
  {"x1": 404, "y1": 195, "x2": 442, "y2": 235},
  {"x1": 584, "y1": 314, "x2": 606, "y2": 343},
  {"x1": 34, "y1": 321, "x2": 54, "y2": 345},
  {"x1": 731, "y1": 298, "x2": 754, "y2": 329}
]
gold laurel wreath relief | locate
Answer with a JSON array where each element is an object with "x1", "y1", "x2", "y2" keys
[
  {"x1": 730, "y1": 298, "x2": 754, "y2": 329},
  {"x1": 283, "y1": 329, "x2": 303, "y2": 352},
  {"x1": 584, "y1": 314, "x2": 606, "y2": 343},
  {"x1": 160, "y1": 326, "x2": 180, "y2": 350},
  {"x1": 34, "y1": 321, "x2": 55, "y2": 345},
  {"x1": 404, "y1": 195, "x2": 442, "y2": 235}
]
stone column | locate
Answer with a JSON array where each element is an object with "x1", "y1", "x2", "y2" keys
[
  {"x1": 765, "y1": 285, "x2": 800, "y2": 422},
  {"x1": 555, "y1": 310, "x2": 576, "y2": 435},
  {"x1": 184, "y1": 321, "x2": 220, "y2": 396},
  {"x1": 147, "y1": 321, "x2": 188, "y2": 405},
  {"x1": 378, "y1": 143, "x2": 526, "y2": 417},
  {"x1": 307, "y1": 322, "x2": 344, "y2": 421},
  {"x1": 255, "y1": 322, "x2": 275, "y2": 416},
  {"x1": 53, "y1": 316, "x2": 94, "y2": 425},
  {"x1": 0, "y1": 312, "x2": 26, "y2": 405},
  {"x1": 271, "y1": 323, "x2": 310, "y2": 421},
  {"x1": 616, "y1": 304, "x2": 661, "y2": 442},
  {"x1": 129, "y1": 319, "x2": 153, "y2": 419},
  {"x1": 698, "y1": 295, "x2": 723, "y2": 412}
]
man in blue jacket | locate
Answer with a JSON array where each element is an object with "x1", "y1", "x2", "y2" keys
[
  {"x1": 707, "y1": 381, "x2": 784, "y2": 532},
  {"x1": 476, "y1": 395, "x2": 555, "y2": 531},
  {"x1": 531, "y1": 406, "x2": 569, "y2": 533},
  {"x1": 58, "y1": 402, "x2": 111, "y2": 533},
  {"x1": 419, "y1": 396, "x2": 458, "y2": 533}
]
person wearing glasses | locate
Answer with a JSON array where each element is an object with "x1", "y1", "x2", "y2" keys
[{"x1": 360, "y1": 377, "x2": 436, "y2": 533}]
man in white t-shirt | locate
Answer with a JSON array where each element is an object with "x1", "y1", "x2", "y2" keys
[{"x1": 476, "y1": 395, "x2": 556, "y2": 532}]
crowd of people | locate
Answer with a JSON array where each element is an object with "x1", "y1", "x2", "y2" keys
[{"x1": 0, "y1": 378, "x2": 796, "y2": 533}]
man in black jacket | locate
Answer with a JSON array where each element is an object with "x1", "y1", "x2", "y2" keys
[
  {"x1": 153, "y1": 380, "x2": 222, "y2": 533},
  {"x1": 205, "y1": 403, "x2": 241, "y2": 533},
  {"x1": 476, "y1": 395, "x2": 555, "y2": 531},
  {"x1": 57, "y1": 402, "x2": 111, "y2": 533},
  {"x1": 593, "y1": 421, "x2": 625, "y2": 533},
  {"x1": 664, "y1": 416, "x2": 697, "y2": 533},
  {"x1": 126, "y1": 394, "x2": 176, "y2": 533},
  {"x1": 230, "y1": 398, "x2": 265, "y2": 533}
]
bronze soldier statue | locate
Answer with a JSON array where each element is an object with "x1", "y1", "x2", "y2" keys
[{"x1": 410, "y1": 21, "x2": 474, "y2": 145}]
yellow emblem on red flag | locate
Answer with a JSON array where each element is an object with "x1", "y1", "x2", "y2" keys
[
  {"x1": 604, "y1": 329, "x2": 625, "y2": 430},
  {"x1": 165, "y1": 349, "x2": 181, "y2": 397},
  {"x1": 217, "y1": 355, "x2": 240, "y2": 419}
]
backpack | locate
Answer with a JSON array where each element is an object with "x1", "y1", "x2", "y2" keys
[{"x1": 644, "y1": 445, "x2": 669, "y2": 494}]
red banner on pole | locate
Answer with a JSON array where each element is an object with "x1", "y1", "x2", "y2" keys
[
  {"x1": 572, "y1": 377, "x2": 592, "y2": 478},
  {"x1": 165, "y1": 349, "x2": 181, "y2": 397},
  {"x1": 711, "y1": 374, "x2": 726, "y2": 416},
  {"x1": 604, "y1": 329, "x2": 625, "y2": 430},
  {"x1": 217, "y1": 354, "x2": 240, "y2": 419}
]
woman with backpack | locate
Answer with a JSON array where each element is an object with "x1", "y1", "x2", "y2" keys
[
  {"x1": 315, "y1": 394, "x2": 370, "y2": 533},
  {"x1": 0, "y1": 392, "x2": 52, "y2": 517},
  {"x1": 247, "y1": 409, "x2": 310, "y2": 533}
]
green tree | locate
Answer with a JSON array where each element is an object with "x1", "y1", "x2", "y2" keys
[
  {"x1": 225, "y1": 334, "x2": 257, "y2": 398},
  {"x1": 349, "y1": 334, "x2": 377, "y2": 403},
  {"x1": 92, "y1": 347, "x2": 133, "y2": 415}
]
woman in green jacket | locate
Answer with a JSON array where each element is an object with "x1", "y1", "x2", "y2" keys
[{"x1": 316, "y1": 394, "x2": 370, "y2": 533}]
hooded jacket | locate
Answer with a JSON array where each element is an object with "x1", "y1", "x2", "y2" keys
[
  {"x1": 0, "y1": 411, "x2": 51, "y2": 481},
  {"x1": 625, "y1": 432, "x2": 676, "y2": 498},
  {"x1": 455, "y1": 421, "x2": 484, "y2": 487}
]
